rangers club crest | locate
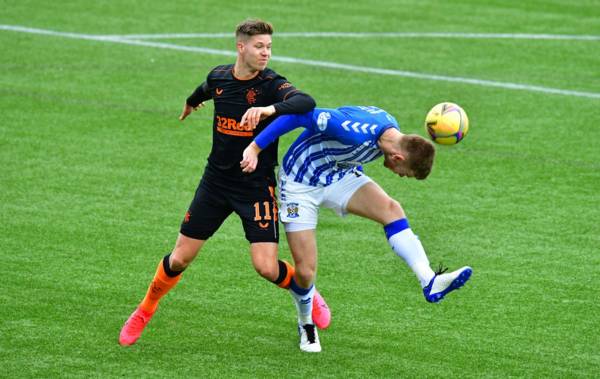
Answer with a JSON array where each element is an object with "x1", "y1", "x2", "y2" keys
[
  {"x1": 246, "y1": 88, "x2": 259, "y2": 105},
  {"x1": 286, "y1": 202, "x2": 299, "y2": 218}
]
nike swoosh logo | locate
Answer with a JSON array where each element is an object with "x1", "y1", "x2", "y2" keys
[{"x1": 216, "y1": 88, "x2": 223, "y2": 95}]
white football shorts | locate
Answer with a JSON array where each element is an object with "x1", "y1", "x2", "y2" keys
[{"x1": 278, "y1": 168, "x2": 373, "y2": 232}]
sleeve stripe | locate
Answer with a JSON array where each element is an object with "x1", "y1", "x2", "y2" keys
[{"x1": 283, "y1": 89, "x2": 300, "y2": 101}]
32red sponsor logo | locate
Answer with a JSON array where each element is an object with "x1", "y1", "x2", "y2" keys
[{"x1": 216, "y1": 115, "x2": 253, "y2": 137}]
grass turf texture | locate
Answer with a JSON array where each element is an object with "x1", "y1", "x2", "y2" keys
[{"x1": 2, "y1": 0, "x2": 600, "y2": 377}]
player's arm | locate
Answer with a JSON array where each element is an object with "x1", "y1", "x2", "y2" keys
[
  {"x1": 240, "y1": 112, "x2": 313, "y2": 173},
  {"x1": 179, "y1": 82, "x2": 211, "y2": 121},
  {"x1": 317, "y1": 109, "x2": 397, "y2": 145},
  {"x1": 272, "y1": 91, "x2": 316, "y2": 114},
  {"x1": 240, "y1": 79, "x2": 316, "y2": 129}
]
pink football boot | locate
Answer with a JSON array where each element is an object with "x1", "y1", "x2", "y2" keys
[
  {"x1": 312, "y1": 289, "x2": 331, "y2": 329},
  {"x1": 119, "y1": 307, "x2": 155, "y2": 346}
]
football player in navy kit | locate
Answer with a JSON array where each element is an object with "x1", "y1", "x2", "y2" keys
[{"x1": 119, "y1": 19, "x2": 330, "y2": 347}]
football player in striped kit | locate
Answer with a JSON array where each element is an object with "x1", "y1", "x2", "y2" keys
[{"x1": 241, "y1": 106, "x2": 472, "y2": 352}]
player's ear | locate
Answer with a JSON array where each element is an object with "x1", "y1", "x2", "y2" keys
[
  {"x1": 236, "y1": 40, "x2": 245, "y2": 53},
  {"x1": 394, "y1": 153, "x2": 406, "y2": 162}
]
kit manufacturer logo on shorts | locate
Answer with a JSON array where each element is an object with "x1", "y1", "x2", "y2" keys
[{"x1": 286, "y1": 202, "x2": 299, "y2": 218}]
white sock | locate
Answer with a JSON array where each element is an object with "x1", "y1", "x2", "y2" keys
[
  {"x1": 289, "y1": 279, "x2": 314, "y2": 325},
  {"x1": 387, "y1": 226, "x2": 435, "y2": 287}
]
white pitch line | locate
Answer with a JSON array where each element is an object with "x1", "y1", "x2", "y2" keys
[
  {"x1": 270, "y1": 55, "x2": 600, "y2": 99},
  {"x1": 103, "y1": 31, "x2": 600, "y2": 41},
  {"x1": 2, "y1": 24, "x2": 599, "y2": 99},
  {"x1": 108, "y1": 32, "x2": 234, "y2": 39},
  {"x1": 0, "y1": 24, "x2": 238, "y2": 56}
]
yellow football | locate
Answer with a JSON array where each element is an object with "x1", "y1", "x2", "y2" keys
[{"x1": 425, "y1": 102, "x2": 469, "y2": 145}]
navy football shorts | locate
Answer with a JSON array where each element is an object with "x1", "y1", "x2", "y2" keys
[{"x1": 180, "y1": 174, "x2": 279, "y2": 243}]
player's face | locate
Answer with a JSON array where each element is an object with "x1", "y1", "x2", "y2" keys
[
  {"x1": 239, "y1": 34, "x2": 272, "y2": 72},
  {"x1": 383, "y1": 154, "x2": 415, "y2": 178}
]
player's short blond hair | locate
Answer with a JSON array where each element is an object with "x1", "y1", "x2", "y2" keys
[
  {"x1": 235, "y1": 19, "x2": 273, "y2": 41},
  {"x1": 401, "y1": 135, "x2": 436, "y2": 180}
]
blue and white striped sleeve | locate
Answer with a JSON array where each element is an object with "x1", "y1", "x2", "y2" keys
[{"x1": 312, "y1": 108, "x2": 394, "y2": 145}]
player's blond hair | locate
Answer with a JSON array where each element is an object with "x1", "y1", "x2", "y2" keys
[
  {"x1": 235, "y1": 19, "x2": 273, "y2": 41},
  {"x1": 401, "y1": 135, "x2": 435, "y2": 180}
]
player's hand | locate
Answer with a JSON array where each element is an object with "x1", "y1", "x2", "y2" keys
[
  {"x1": 179, "y1": 102, "x2": 204, "y2": 121},
  {"x1": 240, "y1": 105, "x2": 275, "y2": 129},
  {"x1": 240, "y1": 141, "x2": 262, "y2": 173}
]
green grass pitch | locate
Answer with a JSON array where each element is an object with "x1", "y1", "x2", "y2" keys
[{"x1": 1, "y1": 1, "x2": 600, "y2": 377}]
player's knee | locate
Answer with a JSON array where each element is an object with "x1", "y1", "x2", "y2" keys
[
  {"x1": 169, "y1": 251, "x2": 195, "y2": 271},
  {"x1": 295, "y1": 265, "x2": 315, "y2": 286},
  {"x1": 253, "y1": 261, "x2": 278, "y2": 281},
  {"x1": 385, "y1": 198, "x2": 405, "y2": 220}
]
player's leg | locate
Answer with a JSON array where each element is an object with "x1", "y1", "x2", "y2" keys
[
  {"x1": 242, "y1": 193, "x2": 323, "y2": 352},
  {"x1": 287, "y1": 228, "x2": 317, "y2": 312},
  {"x1": 249, "y1": 240, "x2": 332, "y2": 335},
  {"x1": 345, "y1": 180, "x2": 471, "y2": 302},
  {"x1": 237, "y1": 181, "x2": 294, "y2": 285},
  {"x1": 286, "y1": 228, "x2": 321, "y2": 353},
  {"x1": 279, "y1": 175, "x2": 330, "y2": 322},
  {"x1": 250, "y1": 242, "x2": 280, "y2": 281},
  {"x1": 237, "y1": 178, "x2": 330, "y2": 331},
  {"x1": 119, "y1": 234, "x2": 204, "y2": 346},
  {"x1": 346, "y1": 181, "x2": 434, "y2": 284},
  {"x1": 249, "y1": 238, "x2": 328, "y2": 340},
  {"x1": 250, "y1": 242, "x2": 296, "y2": 291},
  {"x1": 278, "y1": 177, "x2": 323, "y2": 352},
  {"x1": 119, "y1": 177, "x2": 231, "y2": 346},
  {"x1": 250, "y1": 241, "x2": 299, "y2": 296},
  {"x1": 138, "y1": 234, "x2": 204, "y2": 315}
]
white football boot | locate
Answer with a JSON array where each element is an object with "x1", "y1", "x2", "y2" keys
[
  {"x1": 298, "y1": 324, "x2": 321, "y2": 353},
  {"x1": 423, "y1": 266, "x2": 472, "y2": 303}
]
